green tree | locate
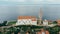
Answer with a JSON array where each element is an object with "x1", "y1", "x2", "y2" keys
[
  {"x1": 2, "y1": 21, "x2": 7, "y2": 26},
  {"x1": 53, "y1": 21, "x2": 57, "y2": 24}
]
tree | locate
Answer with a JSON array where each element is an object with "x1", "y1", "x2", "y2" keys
[
  {"x1": 53, "y1": 21, "x2": 57, "y2": 24},
  {"x1": 2, "y1": 21, "x2": 7, "y2": 26},
  {"x1": 0, "y1": 24, "x2": 2, "y2": 27}
]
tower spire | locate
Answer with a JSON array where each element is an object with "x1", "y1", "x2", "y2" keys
[{"x1": 38, "y1": 8, "x2": 43, "y2": 25}]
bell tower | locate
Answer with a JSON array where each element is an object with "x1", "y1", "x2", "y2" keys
[{"x1": 38, "y1": 8, "x2": 43, "y2": 25}]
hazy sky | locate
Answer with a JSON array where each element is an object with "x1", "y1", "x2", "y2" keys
[{"x1": 0, "y1": 0, "x2": 60, "y2": 23}]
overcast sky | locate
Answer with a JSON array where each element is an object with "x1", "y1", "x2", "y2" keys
[{"x1": 0, "y1": 0, "x2": 60, "y2": 23}]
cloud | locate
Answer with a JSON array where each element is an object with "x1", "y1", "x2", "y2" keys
[
  {"x1": 32, "y1": 0, "x2": 43, "y2": 2},
  {"x1": 9, "y1": 0, "x2": 25, "y2": 2},
  {"x1": 0, "y1": 0, "x2": 60, "y2": 2},
  {"x1": 46, "y1": 0, "x2": 60, "y2": 3},
  {"x1": 0, "y1": 0, "x2": 26, "y2": 2},
  {"x1": 0, "y1": 0, "x2": 60, "y2": 5},
  {"x1": 31, "y1": 0, "x2": 44, "y2": 4},
  {"x1": 46, "y1": 0, "x2": 60, "y2": 4}
]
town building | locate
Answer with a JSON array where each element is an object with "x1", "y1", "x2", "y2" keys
[
  {"x1": 48, "y1": 20, "x2": 53, "y2": 24},
  {"x1": 56, "y1": 20, "x2": 60, "y2": 26},
  {"x1": 43, "y1": 19, "x2": 49, "y2": 25},
  {"x1": 36, "y1": 28, "x2": 49, "y2": 34},
  {"x1": 26, "y1": 31, "x2": 30, "y2": 34},
  {"x1": 16, "y1": 16, "x2": 37, "y2": 25},
  {"x1": 18, "y1": 32, "x2": 20, "y2": 34},
  {"x1": 59, "y1": 31, "x2": 60, "y2": 34}
]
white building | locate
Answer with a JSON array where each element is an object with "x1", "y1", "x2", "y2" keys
[
  {"x1": 59, "y1": 31, "x2": 60, "y2": 34},
  {"x1": 16, "y1": 16, "x2": 37, "y2": 25},
  {"x1": 43, "y1": 19, "x2": 48, "y2": 25}
]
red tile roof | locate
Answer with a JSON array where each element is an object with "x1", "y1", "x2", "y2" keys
[
  {"x1": 18, "y1": 16, "x2": 36, "y2": 21},
  {"x1": 57, "y1": 20, "x2": 60, "y2": 26}
]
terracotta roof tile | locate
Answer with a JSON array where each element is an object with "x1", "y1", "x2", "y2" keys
[
  {"x1": 18, "y1": 16, "x2": 36, "y2": 21},
  {"x1": 57, "y1": 20, "x2": 60, "y2": 23}
]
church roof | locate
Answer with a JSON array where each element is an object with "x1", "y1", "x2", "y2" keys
[{"x1": 18, "y1": 16, "x2": 36, "y2": 21}]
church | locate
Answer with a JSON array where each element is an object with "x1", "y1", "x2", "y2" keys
[{"x1": 16, "y1": 16, "x2": 37, "y2": 25}]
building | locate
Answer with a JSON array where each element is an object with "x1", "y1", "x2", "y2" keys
[
  {"x1": 43, "y1": 19, "x2": 48, "y2": 25},
  {"x1": 56, "y1": 20, "x2": 60, "y2": 26},
  {"x1": 59, "y1": 31, "x2": 60, "y2": 34},
  {"x1": 18, "y1": 32, "x2": 20, "y2": 34},
  {"x1": 38, "y1": 8, "x2": 43, "y2": 25},
  {"x1": 36, "y1": 29, "x2": 49, "y2": 34},
  {"x1": 48, "y1": 20, "x2": 53, "y2": 24},
  {"x1": 16, "y1": 16, "x2": 37, "y2": 25},
  {"x1": 26, "y1": 31, "x2": 30, "y2": 34}
]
